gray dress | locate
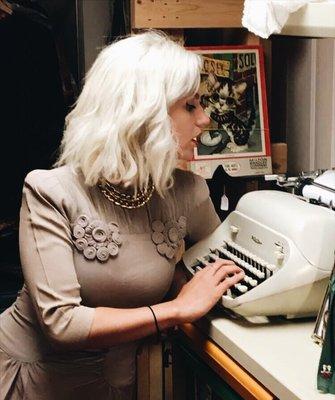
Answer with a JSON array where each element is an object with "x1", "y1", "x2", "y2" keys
[{"x1": 0, "y1": 166, "x2": 220, "y2": 400}]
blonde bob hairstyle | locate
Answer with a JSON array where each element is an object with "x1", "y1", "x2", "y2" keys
[{"x1": 56, "y1": 30, "x2": 202, "y2": 195}]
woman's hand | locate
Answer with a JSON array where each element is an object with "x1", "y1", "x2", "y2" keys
[{"x1": 171, "y1": 258, "x2": 244, "y2": 323}]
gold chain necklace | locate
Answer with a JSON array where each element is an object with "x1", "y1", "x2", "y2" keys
[{"x1": 98, "y1": 179, "x2": 155, "y2": 209}]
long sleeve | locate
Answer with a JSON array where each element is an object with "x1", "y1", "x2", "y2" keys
[
  {"x1": 19, "y1": 170, "x2": 95, "y2": 348},
  {"x1": 186, "y1": 173, "x2": 221, "y2": 244}
]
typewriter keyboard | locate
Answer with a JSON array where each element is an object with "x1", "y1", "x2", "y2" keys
[{"x1": 191, "y1": 240, "x2": 277, "y2": 298}]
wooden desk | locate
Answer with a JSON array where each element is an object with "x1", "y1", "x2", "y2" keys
[{"x1": 174, "y1": 311, "x2": 334, "y2": 400}]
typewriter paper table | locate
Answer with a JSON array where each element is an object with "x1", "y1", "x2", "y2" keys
[{"x1": 193, "y1": 311, "x2": 333, "y2": 400}]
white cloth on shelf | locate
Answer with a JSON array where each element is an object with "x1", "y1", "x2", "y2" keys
[{"x1": 242, "y1": 0, "x2": 319, "y2": 39}]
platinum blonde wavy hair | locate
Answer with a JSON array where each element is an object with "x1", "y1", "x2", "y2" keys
[{"x1": 56, "y1": 30, "x2": 202, "y2": 195}]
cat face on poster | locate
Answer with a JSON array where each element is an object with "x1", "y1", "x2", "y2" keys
[{"x1": 200, "y1": 73, "x2": 255, "y2": 153}]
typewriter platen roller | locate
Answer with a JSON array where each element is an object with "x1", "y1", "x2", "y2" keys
[{"x1": 183, "y1": 190, "x2": 335, "y2": 318}]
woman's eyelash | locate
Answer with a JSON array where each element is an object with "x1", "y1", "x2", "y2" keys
[{"x1": 186, "y1": 103, "x2": 196, "y2": 111}]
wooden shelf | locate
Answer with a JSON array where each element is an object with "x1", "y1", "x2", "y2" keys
[
  {"x1": 131, "y1": 0, "x2": 244, "y2": 29},
  {"x1": 132, "y1": 1, "x2": 335, "y2": 38}
]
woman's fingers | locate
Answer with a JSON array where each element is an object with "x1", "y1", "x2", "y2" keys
[
  {"x1": 174, "y1": 259, "x2": 245, "y2": 322},
  {"x1": 213, "y1": 264, "x2": 243, "y2": 283},
  {"x1": 207, "y1": 258, "x2": 236, "y2": 274},
  {"x1": 218, "y1": 270, "x2": 245, "y2": 291}
]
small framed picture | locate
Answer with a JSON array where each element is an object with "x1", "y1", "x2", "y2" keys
[{"x1": 188, "y1": 45, "x2": 272, "y2": 178}]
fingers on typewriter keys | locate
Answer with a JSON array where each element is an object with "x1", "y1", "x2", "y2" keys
[
  {"x1": 208, "y1": 253, "x2": 236, "y2": 266},
  {"x1": 206, "y1": 255, "x2": 246, "y2": 297},
  {"x1": 216, "y1": 246, "x2": 266, "y2": 286},
  {"x1": 213, "y1": 263, "x2": 244, "y2": 282},
  {"x1": 222, "y1": 271, "x2": 246, "y2": 297},
  {"x1": 194, "y1": 256, "x2": 221, "y2": 271}
]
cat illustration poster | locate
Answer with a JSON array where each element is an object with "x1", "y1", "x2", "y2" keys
[{"x1": 188, "y1": 46, "x2": 272, "y2": 178}]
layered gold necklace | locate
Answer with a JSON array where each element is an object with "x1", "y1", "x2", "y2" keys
[{"x1": 98, "y1": 179, "x2": 155, "y2": 209}]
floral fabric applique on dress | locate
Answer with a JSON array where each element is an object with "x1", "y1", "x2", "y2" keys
[
  {"x1": 151, "y1": 216, "x2": 187, "y2": 260},
  {"x1": 71, "y1": 214, "x2": 122, "y2": 262}
]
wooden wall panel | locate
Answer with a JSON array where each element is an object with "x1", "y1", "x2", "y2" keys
[{"x1": 132, "y1": 0, "x2": 244, "y2": 29}]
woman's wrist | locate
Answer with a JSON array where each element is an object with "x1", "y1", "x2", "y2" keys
[
  {"x1": 167, "y1": 299, "x2": 183, "y2": 325},
  {"x1": 151, "y1": 300, "x2": 183, "y2": 330}
]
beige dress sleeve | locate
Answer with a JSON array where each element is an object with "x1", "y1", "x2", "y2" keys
[
  {"x1": 19, "y1": 170, "x2": 95, "y2": 348},
  {"x1": 186, "y1": 172, "x2": 221, "y2": 244}
]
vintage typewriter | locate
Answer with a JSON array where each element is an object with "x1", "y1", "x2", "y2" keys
[{"x1": 183, "y1": 180, "x2": 335, "y2": 318}]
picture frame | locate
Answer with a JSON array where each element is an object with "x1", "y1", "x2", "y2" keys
[{"x1": 188, "y1": 45, "x2": 272, "y2": 179}]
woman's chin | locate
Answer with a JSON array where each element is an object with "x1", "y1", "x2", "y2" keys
[
  {"x1": 178, "y1": 142, "x2": 196, "y2": 161},
  {"x1": 178, "y1": 150, "x2": 194, "y2": 161}
]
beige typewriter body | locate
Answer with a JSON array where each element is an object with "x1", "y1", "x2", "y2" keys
[{"x1": 183, "y1": 190, "x2": 335, "y2": 318}]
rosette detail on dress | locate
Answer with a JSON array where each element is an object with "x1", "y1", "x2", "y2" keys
[
  {"x1": 71, "y1": 214, "x2": 122, "y2": 262},
  {"x1": 151, "y1": 216, "x2": 187, "y2": 260}
]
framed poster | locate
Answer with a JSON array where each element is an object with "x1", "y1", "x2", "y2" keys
[{"x1": 188, "y1": 46, "x2": 272, "y2": 178}]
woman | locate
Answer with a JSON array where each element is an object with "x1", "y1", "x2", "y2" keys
[{"x1": 0, "y1": 31, "x2": 244, "y2": 399}]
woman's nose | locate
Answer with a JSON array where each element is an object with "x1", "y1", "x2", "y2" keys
[{"x1": 197, "y1": 108, "x2": 211, "y2": 129}]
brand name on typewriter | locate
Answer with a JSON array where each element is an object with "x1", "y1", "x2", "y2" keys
[{"x1": 251, "y1": 235, "x2": 262, "y2": 245}]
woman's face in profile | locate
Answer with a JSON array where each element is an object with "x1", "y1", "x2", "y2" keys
[{"x1": 169, "y1": 93, "x2": 210, "y2": 161}]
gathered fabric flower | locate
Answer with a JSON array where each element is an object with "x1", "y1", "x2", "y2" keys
[
  {"x1": 151, "y1": 216, "x2": 187, "y2": 260},
  {"x1": 74, "y1": 238, "x2": 88, "y2": 251},
  {"x1": 71, "y1": 215, "x2": 122, "y2": 262}
]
